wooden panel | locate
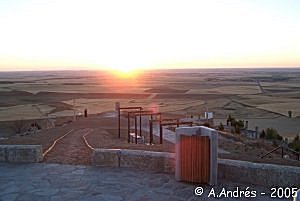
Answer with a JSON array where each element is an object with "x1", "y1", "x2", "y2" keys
[{"x1": 180, "y1": 135, "x2": 210, "y2": 183}]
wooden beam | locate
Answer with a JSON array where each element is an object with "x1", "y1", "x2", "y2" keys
[
  {"x1": 150, "y1": 120, "x2": 153, "y2": 144},
  {"x1": 129, "y1": 111, "x2": 161, "y2": 116},
  {"x1": 160, "y1": 122, "x2": 193, "y2": 126},
  {"x1": 127, "y1": 112, "x2": 130, "y2": 143},
  {"x1": 119, "y1": 107, "x2": 142, "y2": 110}
]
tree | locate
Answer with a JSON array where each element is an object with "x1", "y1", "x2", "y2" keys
[
  {"x1": 227, "y1": 115, "x2": 234, "y2": 125},
  {"x1": 227, "y1": 115, "x2": 245, "y2": 134},
  {"x1": 264, "y1": 128, "x2": 283, "y2": 141},
  {"x1": 265, "y1": 128, "x2": 279, "y2": 140},
  {"x1": 260, "y1": 130, "x2": 266, "y2": 138},
  {"x1": 236, "y1": 120, "x2": 245, "y2": 129}
]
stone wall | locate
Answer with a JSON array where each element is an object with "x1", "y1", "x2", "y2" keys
[
  {"x1": 91, "y1": 148, "x2": 120, "y2": 167},
  {"x1": 120, "y1": 149, "x2": 175, "y2": 173},
  {"x1": 218, "y1": 159, "x2": 300, "y2": 187},
  {"x1": 92, "y1": 149, "x2": 175, "y2": 173},
  {"x1": 0, "y1": 145, "x2": 43, "y2": 163},
  {"x1": 92, "y1": 148, "x2": 300, "y2": 187}
]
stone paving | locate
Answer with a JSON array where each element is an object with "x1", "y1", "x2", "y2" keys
[{"x1": 0, "y1": 163, "x2": 289, "y2": 201}]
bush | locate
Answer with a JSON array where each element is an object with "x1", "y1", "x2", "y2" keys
[
  {"x1": 265, "y1": 128, "x2": 279, "y2": 140},
  {"x1": 235, "y1": 125, "x2": 241, "y2": 134},
  {"x1": 289, "y1": 134, "x2": 300, "y2": 152},
  {"x1": 260, "y1": 128, "x2": 283, "y2": 142},
  {"x1": 227, "y1": 115, "x2": 245, "y2": 134},
  {"x1": 260, "y1": 130, "x2": 266, "y2": 139},
  {"x1": 276, "y1": 134, "x2": 283, "y2": 141},
  {"x1": 203, "y1": 122, "x2": 211, "y2": 128},
  {"x1": 218, "y1": 122, "x2": 224, "y2": 131},
  {"x1": 236, "y1": 120, "x2": 245, "y2": 128}
]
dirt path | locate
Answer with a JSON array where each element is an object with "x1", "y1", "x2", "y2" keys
[
  {"x1": 43, "y1": 128, "x2": 93, "y2": 165},
  {"x1": 148, "y1": 93, "x2": 157, "y2": 99}
]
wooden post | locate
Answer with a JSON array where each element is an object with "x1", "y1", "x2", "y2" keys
[
  {"x1": 160, "y1": 124, "x2": 163, "y2": 144},
  {"x1": 281, "y1": 146, "x2": 284, "y2": 158},
  {"x1": 118, "y1": 108, "x2": 121, "y2": 138},
  {"x1": 139, "y1": 112, "x2": 142, "y2": 137},
  {"x1": 135, "y1": 115, "x2": 137, "y2": 144},
  {"x1": 127, "y1": 112, "x2": 130, "y2": 143},
  {"x1": 150, "y1": 120, "x2": 153, "y2": 144}
]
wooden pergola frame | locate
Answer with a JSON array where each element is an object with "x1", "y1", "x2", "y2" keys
[
  {"x1": 128, "y1": 111, "x2": 162, "y2": 144},
  {"x1": 118, "y1": 106, "x2": 142, "y2": 138},
  {"x1": 117, "y1": 105, "x2": 194, "y2": 145},
  {"x1": 149, "y1": 119, "x2": 193, "y2": 144}
]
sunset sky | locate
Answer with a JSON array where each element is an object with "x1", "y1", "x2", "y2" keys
[{"x1": 0, "y1": 0, "x2": 299, "y2": 71}]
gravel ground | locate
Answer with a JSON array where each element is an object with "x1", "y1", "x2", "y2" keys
[
  {"x1": 43, "y1": 128, "x2": 93, "y2": 165},
  {"x1": 1, "y1": 113, "x2": 299, "y2": 167}
]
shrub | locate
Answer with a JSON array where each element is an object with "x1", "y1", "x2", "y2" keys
[
  {"x1": 260, "y1": 130, "x2": 266, "y2": 139},
  {"x1": 218, "y1": 122, "x2": 224, "y2": 131},
  {"x1": 227, "y1": 115, "x2": 244, "y2": 134},
  {"x1": 203, "y1": 122, "x2": 211, "y2": 128},
  {"x1": 265, "y1": 128, "x2": 279, "y2": 140},
  {"x1": 289, "y1": 134, "x2": 300, "y2": 152}
]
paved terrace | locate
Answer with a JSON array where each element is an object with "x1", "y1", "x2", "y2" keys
[{"x1": 0, "y1": 163, "x2": 288, "y2": 201}]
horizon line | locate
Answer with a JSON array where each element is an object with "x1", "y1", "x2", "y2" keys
[{"x1": 0, "y1": 66, "x2": 300, "y2": 72}]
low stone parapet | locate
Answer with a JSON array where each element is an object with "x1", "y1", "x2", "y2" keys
[
  {"x1": 91, "y1": 148, "x2": 300, "y2": 187},
  {"x1": 92, "y1": 148, "x2": 175, "y2": 173},
  {"x1": 218, "y1": 159, "x2": 300, "y2": 187},
  {"x1": 0, "y1": 145, "x2": 43, "y2": 163},
  {"x1": 120, "y1": 149, "x2": 175, "y2": 173},
  {"x1": 91, "y1": 148, "x2": 120, "y2": 167}
]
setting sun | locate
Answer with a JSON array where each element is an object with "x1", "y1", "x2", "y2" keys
[{"x1": 110, "y1": 66, "x2": 140, "y2": 79}]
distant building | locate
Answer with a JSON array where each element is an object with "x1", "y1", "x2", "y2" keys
[
  {"x1": 240, "y1": 129, "x2": 258, "y2": 139},
  {"x1": 205, "y1": 112, "x2": 213, "y2": 119}
]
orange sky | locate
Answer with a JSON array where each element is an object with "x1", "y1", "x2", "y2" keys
[{"x1": 0, "y1": 0, "x2": 299, "y2": 71}]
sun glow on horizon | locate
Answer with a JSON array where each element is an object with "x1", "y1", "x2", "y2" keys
[
  {"x1": 112, "y1": 65, "x2": 136, "y2": 73},
  {"x1": 109, "y1": 66, "x2": 141, "y2": 79}
]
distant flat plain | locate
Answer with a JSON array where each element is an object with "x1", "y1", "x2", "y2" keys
[{"x1": 0, "y1": 68, "x2": 300, "y2": 138}]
